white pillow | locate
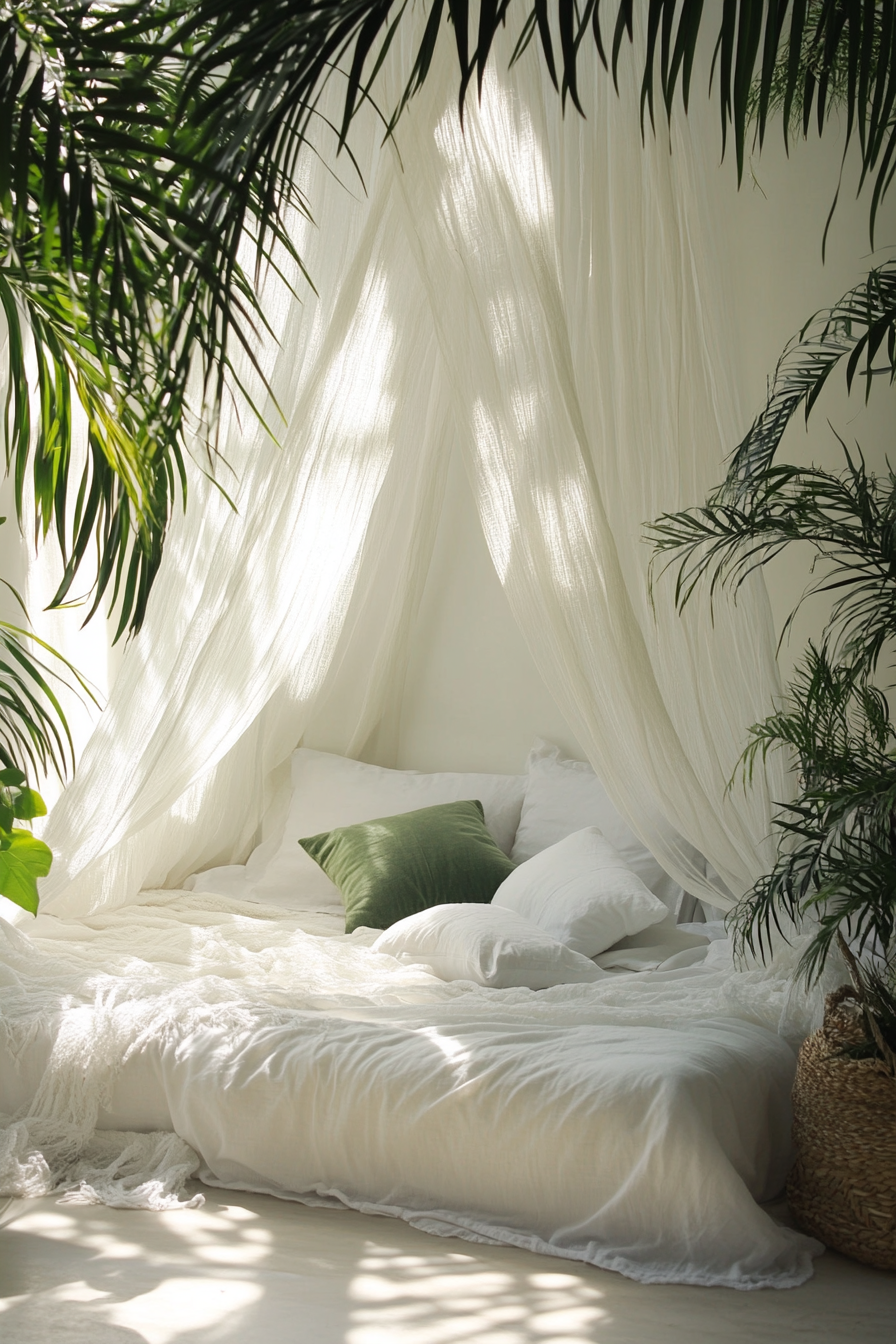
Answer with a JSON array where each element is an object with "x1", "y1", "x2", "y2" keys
[
  {"x1": 195, "y1": 748, "x2": 526, "y2": 911},
  {"x1": 492, "y1": 827, "x2": 668, "y2": 957},
  {"x1": 372, "y1": 903, "x2": 605, "y2": 989},
  {"x1": 511, "y1": 740, "x2": 699, "y2": 912}
]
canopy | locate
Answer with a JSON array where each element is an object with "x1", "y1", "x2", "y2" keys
[{"x1": 35, "y1": 24, "x2": 788, "y2": 918}]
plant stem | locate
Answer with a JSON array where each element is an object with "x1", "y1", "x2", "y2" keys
[{"x1": 836, "y1": 930, "x2": 896, "y2": 1079}]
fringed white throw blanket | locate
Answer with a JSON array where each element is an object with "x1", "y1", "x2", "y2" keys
[{"x1": 0, "y1": 893, "x2": 827, "y2": 1288}]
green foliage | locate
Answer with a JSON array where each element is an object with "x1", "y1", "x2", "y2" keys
[
  {"x1": 0, "y1": 765, "x2": 51, "y2": 915},
  {"x1": 746, "y1": 0, "x2": 886, "y2": 135},
  {"x1": 0, "y1": 550, "x2": 89, "y2": 914},
  {"x1": 648, "y1": 4, "x2": 896, "y2": 1059},
  {"x1": 652, "y1": 455, "x2": 896, "y2": 1072},
  {"x1": 836, "y1": 950, "x2": 896, "y2": 1074},
  {"x1": 731, "y1": 643, "x2": 896, "y2": 986},
  {"x1": 0, "y1": 4, "x2": 305, "y2": 638},
  {"x1": 651, "y1": 412, "x2": 896, "y2": 997},
  {"x1": 0, "y1": 520, "x2": 95, "y2": 781},
  {"x1": 0, "y1": 518, "x2": 95, "y2": 916},
  {"x1": 725, "y1": 263, "x2": 896, "y2": 497},
  {"x1": 651, "y1": 443, "x2": 896, "y2": 672}
]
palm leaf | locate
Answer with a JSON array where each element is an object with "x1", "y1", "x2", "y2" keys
[
  {"x1": 729, "y1": 645, "x2": 896, "y2": 985},
  {"x1": 723, "y1": 261, "x2": 896, "y2": 500},
  {"x1": 1, "y1": 5, "x2": 295, "y2": 635},
  {"x1": 0, "y1": 546, "x2": 97, "y2": 781},
  {"x1": 650, "y1": 443, "x2": 896, "y2": 676}
]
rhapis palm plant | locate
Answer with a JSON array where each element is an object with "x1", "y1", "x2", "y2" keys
[{"x1": 3, "y1": 1, "x2": 893, "y2": 914}]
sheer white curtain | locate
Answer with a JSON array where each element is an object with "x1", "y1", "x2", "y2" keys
[
  {"x1": 391, "y1": 38, "x2": 789, "y2": 907},
  {"x1": 37, "y1": 75, "x2": 454, "y2": 915},
  {"x1": 32, "y1": 22, "x2": 787, "y2": 919}
]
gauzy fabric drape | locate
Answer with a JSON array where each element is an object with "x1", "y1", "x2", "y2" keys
[{"x1": 33, "y1": 22, "x2": 789, "y2": 919}]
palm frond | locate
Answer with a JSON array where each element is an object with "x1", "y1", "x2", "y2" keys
[
  {"x1": 730, "y1": 645, "x2": 896, "y2": 984},
  {"x1": 650, "y1": 444, "x2": 896, "y2": 676},
  {"x1": 0, "y1": 554, "x2": 97, "y2": 781},
  {"x1": 835, "y1": 943, "x2": 896, "y2": 1074},
  {"x1": 169, "y1": 1, "x2": 896, "y2": 212},
  {"x1": 747, "y1": 0, "x2": 888, "y2": 137},
  {"x1": 722, "y1": 262, "x2": 896, "y2": 500},
  {"x1": 652, "y1": 448, "x2": 896, "y2": 993},
  {"x1": 0, "y1": 4, "x2": 299, "y2": 636}
]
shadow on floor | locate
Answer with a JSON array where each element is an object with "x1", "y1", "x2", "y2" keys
[{"x1": 0, "y1": 1186, "x2": 892, "y2": 1344}]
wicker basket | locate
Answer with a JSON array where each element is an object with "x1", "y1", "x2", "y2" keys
[{"x1": 787, "y1": 986, "x2": 896, "y2": 1270}]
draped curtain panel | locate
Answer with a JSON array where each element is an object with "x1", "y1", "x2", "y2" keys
[
  {"x1": 34, "y1": 22, "x2": 788, "y2": 919},
  {"x1": 392, "y1": 38, "x2": 789, "y2": 906}
]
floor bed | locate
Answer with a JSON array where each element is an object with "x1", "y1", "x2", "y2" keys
[{"x1": 0, "y1": 891, "x2": 822, "y2": 1290}]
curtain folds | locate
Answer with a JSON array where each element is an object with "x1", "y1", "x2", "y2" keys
[
  {"x1": 32, "y1": 25, "x2": 787, "y2": 919},
  {"x1": 391, "y1": 42, "x2": 789, "y2": 906}
]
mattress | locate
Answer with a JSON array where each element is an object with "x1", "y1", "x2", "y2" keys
[{"x1": 0, "y1": 891, "x2": 824, "y2": 1289}]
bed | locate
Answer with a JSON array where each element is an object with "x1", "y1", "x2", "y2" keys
[{"x1": 0, "y1": 744, "x2": 825, "y2": 1290}]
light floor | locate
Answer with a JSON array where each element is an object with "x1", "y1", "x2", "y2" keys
[{"x1": 1, "y1": 1188, "x2": 892, "y2": 1344}]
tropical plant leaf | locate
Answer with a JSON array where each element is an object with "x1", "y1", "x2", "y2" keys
[
  {"x1": 0, "y1": 4, "x2": 299, "y2": 636},
  {"x1": 650, "y1": 338, "x2": 896, "y2": 1003},
  {"x1": 721, "y1": 261, "x2": 896, "y2": 501},
  {"x1": 11, "y1": 787, "x2": 46, "y2": 821},
  {"x1": 651, "y1": 442, "x2": 896, "y2": 676},
  {"x1": 0, "y1": 524, "x2": 98, "y2": 781},
  {"x1": 0, "y1": 826, "x2": 53, "y2": 915},
  {"x1": 727, "y1": 644, "x2": 896, "y2": 986}
]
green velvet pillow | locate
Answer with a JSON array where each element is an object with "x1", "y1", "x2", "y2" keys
[{"x1": 298, "y1": 799, "x2": 516, "y2": 934}]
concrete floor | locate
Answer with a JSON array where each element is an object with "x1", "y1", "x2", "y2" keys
[{"x1": 1, "y1": 1188, "x2": 893, "y2": 1343}]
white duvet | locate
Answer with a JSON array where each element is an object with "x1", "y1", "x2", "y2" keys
[{"x1": 0, "y1": 892, "x2": 826, "y2": 1289}]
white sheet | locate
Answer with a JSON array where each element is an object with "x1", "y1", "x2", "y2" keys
[{"x1": 0, "y1": 892, "x2": 826, "y2": 1288}]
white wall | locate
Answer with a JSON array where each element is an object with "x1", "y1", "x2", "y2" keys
[{"x1": 391, "y1": 118, "x2": 894, "y2": 774}]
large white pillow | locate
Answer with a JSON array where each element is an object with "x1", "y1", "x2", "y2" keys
[
  {"x1": 492, "y1": 827, "x2": 668, "y2": 957},
  {"x1": 194, "y1": 748, "x2": 526, "y2": 911},
  {"x1": 372, "y1": 903, "x2": 606, "y2": 989},
  {"x1": 511, "y1": 740, "x2": 699, "y2": 912}
]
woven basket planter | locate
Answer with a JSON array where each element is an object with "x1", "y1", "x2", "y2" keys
[{"x1": 787, "y1": 987, "x2": 896, "y2": 1271}]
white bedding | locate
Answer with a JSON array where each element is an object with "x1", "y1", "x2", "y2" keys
[{"x1": 0, "y1": 891, "x2": 825, "y2": 1289}]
